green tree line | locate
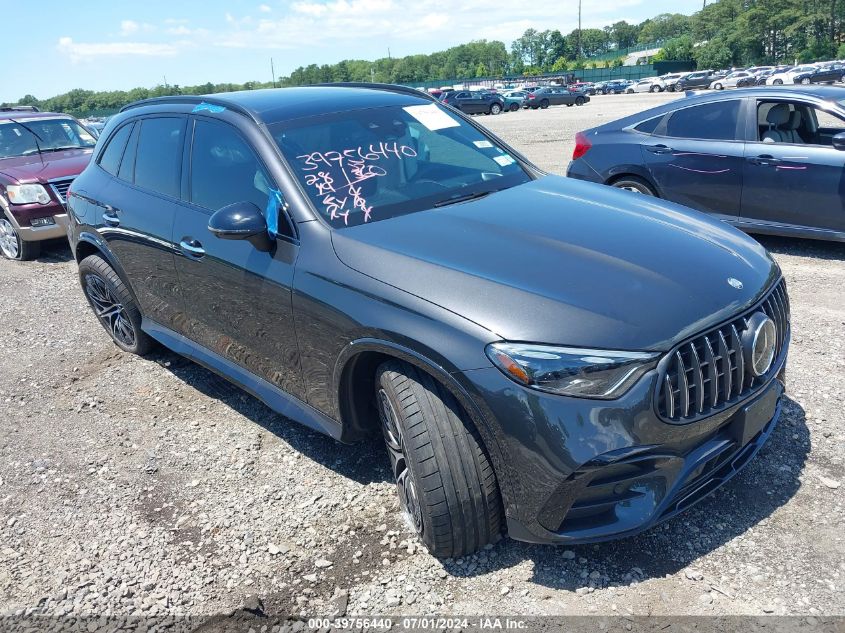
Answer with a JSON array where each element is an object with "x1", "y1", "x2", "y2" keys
[{"x1": 6, "y1": 0, "x2": 845, "y2": 117}]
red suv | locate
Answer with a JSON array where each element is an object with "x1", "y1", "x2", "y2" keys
[{"x1": 0, "y1": 106, "x2": 96, "y2": 260}]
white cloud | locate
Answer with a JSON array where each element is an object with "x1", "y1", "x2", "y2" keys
[
  {"x1": 259, "y1": 4, "x2": 272, "y2": 12},
  {"x1": 120, "y1": 20, "x2": 155, "y2": 36},
  {"x1": 57, "y1": 37, "x2": 179, "y2": 61}
]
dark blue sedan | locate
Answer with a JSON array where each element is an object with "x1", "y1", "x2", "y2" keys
[{"x1": 567, "y1": 86, "x2": 845, "y2": 242}]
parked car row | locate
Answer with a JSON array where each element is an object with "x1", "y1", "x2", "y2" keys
[{"x1": 437, "y1": 85, "x2": 591, "y2": 114}]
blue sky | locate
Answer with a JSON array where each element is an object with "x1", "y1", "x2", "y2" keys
[{"x1": 2, "y1": 0, "x2": 703, "y2": 103}]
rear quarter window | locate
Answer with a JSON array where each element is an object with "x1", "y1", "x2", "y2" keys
[
  {"x1": 634, "y1": 116, "x2": 663, "y2": 134},
  {"x1": 663, "y1": 100, "x2": 741, "y2": 141},
  {"x1": 97, "y1": 123, "x2": 133, "y2": 176}
]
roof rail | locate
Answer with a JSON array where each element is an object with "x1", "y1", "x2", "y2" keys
[
  {"x1": 119, "y1": 95, "x2": 261, "y2": 123},
  {"x1": 0, "y1": 105, "x2": 40, "y2": 112},
  {"x1": 306, "y1": 82, "x2": 438, "y2": 103}
]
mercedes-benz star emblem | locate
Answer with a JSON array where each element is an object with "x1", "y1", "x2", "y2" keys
[
  {"x1": 728, "y1": 277, "x2": 744, "y2": 289},
  {"x1": 742, "y1": 312, "x2": 777, "y2": 377}
]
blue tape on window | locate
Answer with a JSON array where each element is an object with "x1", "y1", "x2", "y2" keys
[
  {"x1": 265, "y1": 188, "x2": 283, "y2": 239},
  {"x1": 192, "y1": 102, "x2": 226, "y2": 114}
]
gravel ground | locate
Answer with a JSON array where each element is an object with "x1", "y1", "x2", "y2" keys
[{"x1": 1, "y1": 93, "x2": 844, "y2": 622}]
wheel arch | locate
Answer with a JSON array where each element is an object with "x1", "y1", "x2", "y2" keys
[
  {"x1": 74, "y1": 232, "x2": 142, "y2": 308},
  {"x1": 605, "y1": 169, "x2": 661, "y2": 196},
  {"x1": 332, "y1": 338, "x2": 515, "y2": 514}
]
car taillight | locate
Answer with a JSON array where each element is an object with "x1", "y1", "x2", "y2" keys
[
  {"x1": 527, "y1": 93, "x2": 535, "y2": 99},
  {"x1": 573, "y1": 132, "x2": 592, "y2": 160}
]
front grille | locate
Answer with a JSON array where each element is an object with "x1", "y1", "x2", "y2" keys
[
  {"x1": 657, "y1": 278, "x2": 789, "y2": 423},
  {"x1": 49, "y1": 178, "x2": 74, "y2": 207}
]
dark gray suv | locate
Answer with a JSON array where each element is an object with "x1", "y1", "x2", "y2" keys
[{"x1": 67, "y1": 84, "x2": 789, "y2": 557}]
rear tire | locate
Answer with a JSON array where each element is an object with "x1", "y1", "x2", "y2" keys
[
  {"x1": 375, "y1": 360, "x2": 503, "y2": 558},
  {"x1": 649, "y1": 85, "x2": 658, "y2": 93},
  {"x1": 78, "y1": 254, "x2": 154, "y2": 356},
  {"x1": 774, "y1": 78, "x2": 783, "y2": 85},
  {"x1": 0, "y1": 215, "x2": 40, "y2": 261},
  {"x1": 801, "y1": 78, "x2": 811, "y2": 85},
  {"x1": 611, "y1": 176, "x2": 657, "y2": 196},
  {"x1": 508, "y1": 103, "x2": 519, "y2": 112},
  {"x1": 540, "y1": 99, "x2": 549, "y2": 109}
]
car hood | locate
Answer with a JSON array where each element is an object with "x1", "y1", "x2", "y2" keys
[
  {"x1": 331, "y1": 176, "x2": 780, "y2": 352},
  {"x1": 0, "y1": 148, "x2": 92, "y2": 184}
]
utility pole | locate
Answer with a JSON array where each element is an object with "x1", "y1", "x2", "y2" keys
[
  {"x1": 270, "y1": 57, "x2": 276, "y2": 88},
  {"x1": 577, "y1": 0, "x2": 583, "y2": 58}
]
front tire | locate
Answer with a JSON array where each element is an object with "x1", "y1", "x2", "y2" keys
[
  {"x1": 376, "y1": 360, "x2": 503, "y2": 558},
  {"x1": 801, "y1": 78, "x2": 811, "y2": 85},
  {"x1": 575, "y1": 96, "x2": 585, "y2": 106},
  {"x1": 714, "y1": 83, "x2": 723, "y2": 90},
  {"x1": 78, "y1": 254, "x2": 154, "y2": 355},
  {"x1": 0, "y1": 215, "x2": 40, "y2": 261},
  {"x1": 508, "y1": 103, "x2": 519, "y2": 112},
  {"x1": 774, "y1": 78, "x2": 783, "y2": 85},
  {"x1": 489, "y1": 103, "x2": 502, "y2": 115}
]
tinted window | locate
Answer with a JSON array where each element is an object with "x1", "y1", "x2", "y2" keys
[
  {"x1": 98, "y1": 123, "x2": 133, "y2": 176},
  {"x1": 118, "y1": 122, "x2": 140, "y2": 182},
  {"x1": 190, "y1": 119, "x2": 271, "y2": 212},
  {"x1": 664, "y1": 101, "x2": 740, "y2": 141},
  {"x1": 635, "y1": 116, "x2": 663, "y2": 134},
  {"x1": 134, "y1": 117, "x2": 185, "y2": 198}
]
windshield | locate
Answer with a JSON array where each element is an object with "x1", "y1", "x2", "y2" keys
[
  {"x1": 271, "y1": 103, "x2": 531, "y2": 228},
  {"x1": 0, "y1": 117, "x2": 96, "y2": 159}
]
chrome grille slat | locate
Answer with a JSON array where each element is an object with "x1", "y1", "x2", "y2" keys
[
  {"x1": 657, "y1": 279, "x2": 788, "y2": 422},
  {"x1": 675, "y1": 350, "x2": 690, "y2": 417},
  {"x1": 703, "y1": 337, "x2": 718, "y2": 407},
  {"x1": 689, "y1": 343, "x2": 705, "y2": 414},
  {"x1": 730, "y1": 324, "x2": 745, "y2": 395},
  {"x1": 717, "y1": 330, "x2": 732, "y2": 400}
]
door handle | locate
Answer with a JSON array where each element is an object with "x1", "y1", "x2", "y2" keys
[
  {"x1": 179, "y1": 239, "x2": 205, "y2": 259},
  {"x1": 646, "y1": 144, "x2": 673, "y2": 154},
  {"x1": 102, "y1": 212, "x2": 120, "y2": 227},
  {"x1": 748, "y1": 155, "x2": 781, "y2": 166}
]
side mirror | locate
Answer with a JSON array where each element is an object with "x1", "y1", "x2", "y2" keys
[
  {"x1": 208, "y1": 201, "x2": 273, "y2": 252},
  {"x1": 832, "y1": 131, "x2": 845, "y2": 151}
]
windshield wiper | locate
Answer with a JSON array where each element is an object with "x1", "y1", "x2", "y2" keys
[
  {"x1": 9, "y1": 118, "x2": 45, "y2": 164},
  {"x1": 41, "y1": 145, "x2": 89, "y2": 152},
  {"x1": 434, "y1": 189, "x2": 497, "y2": 208}
]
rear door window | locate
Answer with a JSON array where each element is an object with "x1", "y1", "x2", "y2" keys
[
  {"x1": 98, "y1": 123, "x2": 133, "y2": 176},
  {"x1": 662, "y1": 100, "x2": 741, "y2": 141},
  {"x1": 134, "y1": 117, "x2": 186, "y2": 198}
]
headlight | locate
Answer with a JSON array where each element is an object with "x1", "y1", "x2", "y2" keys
[
  {"x1": 6, "y1": 184, "x2": 51, "y2": 205},
  {"x1": 486, "y1": 342, "x2": 659, "y2": 399}
]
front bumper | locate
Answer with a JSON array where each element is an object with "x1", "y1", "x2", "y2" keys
[
  {"x1": 4, "y1": 201, "x2": 69, "y2": 242},
  {"x1": 460, "y1": 348, "x2": 787, "y2": 545}
]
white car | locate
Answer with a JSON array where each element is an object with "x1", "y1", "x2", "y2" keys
[
  {"x1": 659, "y1": 72, "x2": 691, "y2": 92},
  {"x1": 766, "y1": 65, "x2": 819, "y2": 85},
  {"x1": 710, "y1": 71, "x2": 754, "y2": 90},
  {"x1": 626, "y1": 77, "x2": 666, "y2": 93}
]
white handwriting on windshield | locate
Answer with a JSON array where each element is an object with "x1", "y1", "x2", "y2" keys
[{"x1": 297, "y1": 142, "x2": 417, "y2": 225}]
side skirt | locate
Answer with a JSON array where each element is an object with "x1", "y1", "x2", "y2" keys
[{"x1": 142, "y1": 319, "x2": 344, "y2": 441}]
